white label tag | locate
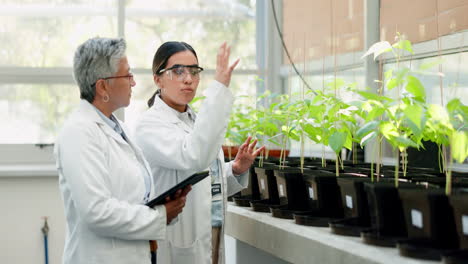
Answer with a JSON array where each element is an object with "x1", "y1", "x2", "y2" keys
[
  {"x1": 345, "y1": 195, "x2": 353, "y2": 209},
  {"x1": 279, "y1": 184, "x2": 284, "y2": 197},
  {"x1": 308, "y1": 187, "x2": 315, "y2": 200},
  {"x1": 411, "y1": 209, "x2": 423, "y2": 229},
  {"x1": 260, "y1": 179, "x2": 265, "y2": 190},
  {"x1": 462, "y1": 215, "x2": 468, "y2": 235}
]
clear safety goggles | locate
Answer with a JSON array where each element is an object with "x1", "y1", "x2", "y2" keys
[{"x1": 159, "y1": 64, "x2": 204, "y2": 81}]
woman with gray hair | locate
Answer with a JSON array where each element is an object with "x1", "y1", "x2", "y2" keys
[{"x1": 54, "y1": 37, "x2": 190, "y2": 264}]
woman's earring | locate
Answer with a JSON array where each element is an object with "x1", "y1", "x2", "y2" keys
[{"x1": 103, "y1": 94, "x2": 110, "y2": 103}]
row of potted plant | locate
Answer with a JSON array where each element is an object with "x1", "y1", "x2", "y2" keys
[
  {"x1": 224, "y1": 36, "x2": 467, "y2": 190},
  {"x1": 225, "y1": 36, "x2": 468, "y2": 263}
]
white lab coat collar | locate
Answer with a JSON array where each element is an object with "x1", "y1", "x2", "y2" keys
[
  {"x1": 151, "y1": 95, "x2": 197, "y2": 132},
  {"x1": 78, "y1": 100, "x2": 127, "y2": 145}
]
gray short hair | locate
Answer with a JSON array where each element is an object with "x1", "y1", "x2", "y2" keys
[{"x1": 73, "y1": 37, "x2": 126, "y2": 103}]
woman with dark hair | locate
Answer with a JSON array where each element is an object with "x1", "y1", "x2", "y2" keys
[{"x1": 135, "y1": 42, "x2": 264, "y2": 264}]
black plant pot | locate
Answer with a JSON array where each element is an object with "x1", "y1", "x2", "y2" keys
[
  {"x1": 330, "y1": 175, "x2": 372, "y2": 237},
  {"x1": 270, "y1": 167, "x2": 314, "y2": 219},
  {"x1": 397, "y1": 188, "x2": 458, "y2": 260},
  {"x1": 254, "y1": 164, "x2": 280, "y2": 202},
  {"x1": 303, "y1": 171, "x2": 342, "y2": 216},
  {"x1": 273, "y1": 167, "x2": 311, "y2": 210},
  {"x1": 241, "y1": 164, "x2": 260, "y2": 197},
  {"x1": 442, "y1": 249, "x2": 468, "y2": 264},
  {"x1": 449, "y1": 191, "x2": 468, "y2": 249},
  {"x1": 233, "y1": 163, "x2": 261, "y2": 207},
  {"x1": 227, "y1": 191, "x2": 241, "y2": 202},
  {"x1": 362, "y1": 181, "x2": 421, "y2": 247},
  {"x1": 251, "y1": 164, "x2": 282, "y2": 213},
  {"x1": 293, "y1": 171, "x2": 344, "y2": 227}
]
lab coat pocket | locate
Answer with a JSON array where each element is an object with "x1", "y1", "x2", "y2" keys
[{"x1": 169, "y1": 239, "x2": 200, "y2": 263}]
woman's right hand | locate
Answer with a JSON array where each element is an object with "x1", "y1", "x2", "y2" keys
[
  {"x1": 215, "y1": 42, "x2": 240, "y2": 87},
  {"x1": 164, "y1": 185, "x2": 192, "y2": 224}
]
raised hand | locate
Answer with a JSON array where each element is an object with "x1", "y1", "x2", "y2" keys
[
  {"x1": 214, "y1": 42, "x2": 240, "y2": 87},
  {"x1": 232, "y1": 136, "x2": 265, "y2": 175}
]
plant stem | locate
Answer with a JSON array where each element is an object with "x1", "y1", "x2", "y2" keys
[
  {"x1": 376, "y1": 134, "x2": 382, "y2": 182},
  {"x1": 282, "y1": 135, "x2": 287, "y2": 168},
  {"x1": 402, "y1": 149, "x2": 407, "y2": 177},
  {"x1": 445, "y1": 148, "x2": 453, "y2": 196},
  {"x1": 300, "y1": 132, "x2": 305, "y2": 173},
  {"x1": 279, "y1": 148, "x2": 284, "y2": 168},
  {"x1": 322, "y1": 145, "x2": 326, "y2": 168},
  {"x1": 438, "y1": 144, "x2": 443, "y2": 173},
  {"x1": 352, "y1": 142, "x2": 356, "y2": 164},
  {"x1": 335, "y1": 154, "x2": 339, "y2": 177},
  {"x1": 394, "y1": 149, "x2": 399, "y2": 188}
]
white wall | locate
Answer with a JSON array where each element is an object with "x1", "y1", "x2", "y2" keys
[{"x1": 0, "y1": 176, "x2": 65, "y2": 263}]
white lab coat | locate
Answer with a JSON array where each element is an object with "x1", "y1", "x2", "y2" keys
[
  {"x1": 135, "y1": 81, "x2": 248, "y2": 264},
  {"x1": 55, "y1": 100, "x2": 167, "y2": 264}
]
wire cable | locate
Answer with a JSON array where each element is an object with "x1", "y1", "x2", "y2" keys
[{"x1": 270, "y1": 0, "x2": 316, "y2": 94}]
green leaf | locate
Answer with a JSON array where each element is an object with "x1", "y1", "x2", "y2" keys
[
  {"x1": 451, "y1": 131, "x2": 468, "y2": 163},
  {"x1": 447, "y1": 98, "x2": 462, "y2": 113},
  {"x1": 387, "y1": 77, "x2": 403, "y2": 90},
  {"x1": 394, "y1": 136, "x2": 419, "y2": 148},
  {"x1": 403, "y1": 104, "x2": 423, "y2": 129},
  {"x1": 405, "y1": 118, "x2": 423, "y2": 138},
  {"x1": 267, "y1": 138, "x2": 282, "y2": 147},
  {"x1": 356, "y1": 121, "x2": 379, "y2": 138},
  {"x1": 361, "y1": 41, "x2": 393, "y2": 60},
  {"x1": 393, "y1": 39, "x2": 413, "y2": 54},
  {"x1": 387, "y1": 68, "x2": 410, "y2": 90},
  {"x1": 406, "y1": 76, "x2": 426, "y2": 100},
  {"x1": 380, "y1": 122, "x2": 399, "y2": 139},
  {"x1": 360, "y1": 131, "x2": 377, "y2": 147},
  {"x1": 344, "y1": 132, "x2": 353, "y2": 150},
  {"x1": 367, "y1": 107, "x2": 385, "y2": 122},
  {"x1": 329, "y1": 131, "x2": 347, "y2": 153}
]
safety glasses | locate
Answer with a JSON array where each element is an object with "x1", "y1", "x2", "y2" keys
[{"x1": 158, "y1": 64, "x2": 204, "y2": 81}]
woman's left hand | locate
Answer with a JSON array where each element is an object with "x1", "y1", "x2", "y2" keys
[{"x1": 232, "y1": 136, "x2": 265, "y2": 175}]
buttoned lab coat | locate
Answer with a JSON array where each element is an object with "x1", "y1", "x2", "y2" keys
[
  {"x1": 55, "y1": 100, "x2": 167, "y2": 264},
  {"x1": 135, "y1": 81, "x2": 249, "y2": 264}
]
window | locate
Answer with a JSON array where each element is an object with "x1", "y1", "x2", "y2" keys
[
  {"x1": 0, "y1": 0, "x2": 257, "y2": 165},
  {"x1": 280, "y1": 0, "x2": 365, "y2": 159}
]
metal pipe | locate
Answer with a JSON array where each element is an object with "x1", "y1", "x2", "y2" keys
[{"x1": 41, "y1": 217, "x2": 49, "y2": 264}]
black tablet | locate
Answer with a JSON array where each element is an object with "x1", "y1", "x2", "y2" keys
[{"x1": 145, "y1": 170, "x2": 210, "y2": 208}]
